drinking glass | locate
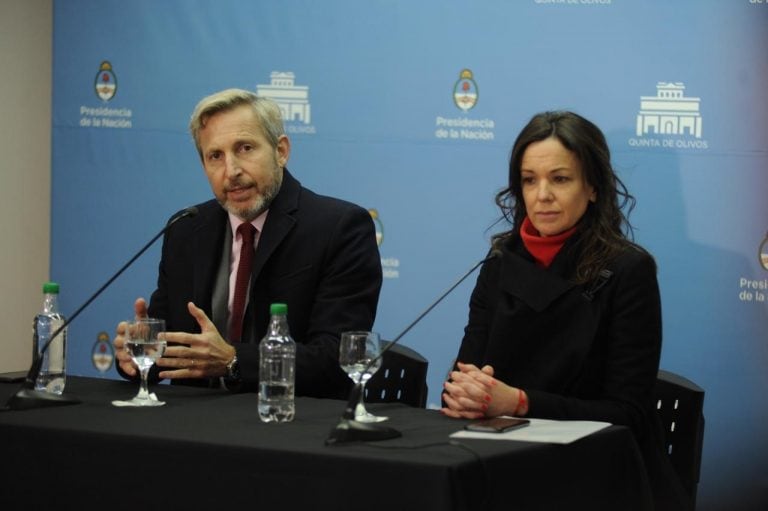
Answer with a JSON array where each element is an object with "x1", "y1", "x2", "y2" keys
[
  {"x1": 339, "y1": 331, "x2": 387, "y2": 423},
  {"x1": 112, "y1": 318, "x2": 167, "y2": 407}
]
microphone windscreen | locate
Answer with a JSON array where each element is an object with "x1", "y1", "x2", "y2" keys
[{"x1": 167, "y1": 206, "x2": 199, "y2": 227}]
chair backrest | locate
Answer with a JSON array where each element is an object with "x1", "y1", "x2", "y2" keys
[
  {"x1": 364, "y1": 341, "x2": 429, "y2": 408},
  {"x1": 653, "y1": 369, "x2": 705, "y2": 508}
]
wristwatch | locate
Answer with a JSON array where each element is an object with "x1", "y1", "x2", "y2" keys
[{"x1": 225, "y1": 354, "x2": 240, "y2": 382}]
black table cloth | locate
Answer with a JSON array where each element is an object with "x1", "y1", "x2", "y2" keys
[{"x1": 0, "y1": 377, "x2": 653, "y2": 510}]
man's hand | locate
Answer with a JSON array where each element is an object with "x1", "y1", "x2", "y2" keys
[
  {"x1": 157, "y1": 302, "x2": 235, "y2": 379},
  {"x1": 113, "y1": 298, "x2": 149, "y2": 377}
]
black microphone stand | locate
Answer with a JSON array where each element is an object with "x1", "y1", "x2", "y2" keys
[
  {"x1": 323, "y1": 382, "x2": 402, "y2": 444},
  {"x1": 3, "y1": 207, "x2": 197, "y2": 411},
  {"x1": 325, "y1": 254, "x2": 496, "y2": 445}
]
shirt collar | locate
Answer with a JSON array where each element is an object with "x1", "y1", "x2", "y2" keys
[{"x1": 228, "y1": 209, "x2": 269, "y2": 237}]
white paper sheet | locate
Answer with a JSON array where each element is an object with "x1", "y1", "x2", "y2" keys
[{"x1": 450, "y1": 417, "x2": 612, "y2": 444}]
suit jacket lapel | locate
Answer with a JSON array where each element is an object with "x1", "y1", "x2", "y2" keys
[
  {"x1": 500, "y1": 255, "x2": 575, "y2": 312},
  {"x1": 499, "y1": 237, "x2": 580, "y2": 312},
  {"x1": 251, "y1": 169, "x2": 300, "y2": 279}
]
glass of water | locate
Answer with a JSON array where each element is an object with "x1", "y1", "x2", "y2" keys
[
  {"x1": 112, "y1": 318, "x2": 167, "y2": 407},
  {"x1": 339, "y1": 331, "x2": 388, "y2": 423}
]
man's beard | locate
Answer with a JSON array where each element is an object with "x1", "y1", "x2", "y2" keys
[{"x1": 223, "y1": 166, "x2": 283, "y2": 221}]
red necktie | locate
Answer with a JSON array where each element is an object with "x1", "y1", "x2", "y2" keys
[{"x1": 230, "y1": 223, "x2": 256, "y2": 342}]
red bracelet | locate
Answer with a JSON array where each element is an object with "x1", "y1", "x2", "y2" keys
[{"x1": 514, "y1": 389, "x2": 528, "y2": 416}]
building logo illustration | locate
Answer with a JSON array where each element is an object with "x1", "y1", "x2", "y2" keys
[
  {"x1": 453, "y1": 69, "x2": 478, "y2": 112},
  {"x1": 369, "y1": 209, "x2": 384, "y2": 247},
  {"x1": 760, "y1": 231, "x2": 768, "y2": 271},
  {"x1": 94, "y1": 61, "x2": 117, "y2": 102},
  {"x1": 91, "y1": 331, "x2": 115, "y2": 373},
  {"x1": 636, "y1": 82, "x2": 702, "y2": 138},
  {"x1": 256, "y1": 72, "x2": 315, "y2": 134}
]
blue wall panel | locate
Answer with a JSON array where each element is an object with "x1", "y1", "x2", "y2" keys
[{"x1": 51, "y1": 1, "x2": 768, "y2": 508}]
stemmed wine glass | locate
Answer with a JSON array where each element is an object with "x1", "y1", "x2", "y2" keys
[
  {"x1": 339, "y1": 331, "x2": 388, "y2": 423},
  {"x1": 112, "y1": 318, "x2": 167, "y2": 407}
]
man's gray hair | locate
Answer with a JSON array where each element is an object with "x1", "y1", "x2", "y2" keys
[{"x1": 189, "y1": 88, "x2": 285, "y2": 158}]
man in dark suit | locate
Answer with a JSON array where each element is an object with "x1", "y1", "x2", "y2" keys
[{"x1": 114, "y1": 89, "x2": 382, "y2": 398}]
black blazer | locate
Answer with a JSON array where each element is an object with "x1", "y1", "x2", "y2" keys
[
  {"x1": 144, "y1": 169, "x2": 382, "y2": 399},
  {"x1": 456, "y1": 234, "x2": 690, "y2": 509},
  {"x1": 457, "y1": 233, "x2": 661, "y2": 435}
]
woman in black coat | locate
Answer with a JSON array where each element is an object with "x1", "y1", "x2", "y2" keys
[{"x1": 441, "y1": 111, "x2": 689, "y2": 510}]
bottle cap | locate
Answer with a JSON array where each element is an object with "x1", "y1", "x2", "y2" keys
[
  {"x1": 43, "y1": 282, "x2": 60, "y2": 294},
  {"x1": 270, "y1": 303, "x2": 287, "y2": 315}
]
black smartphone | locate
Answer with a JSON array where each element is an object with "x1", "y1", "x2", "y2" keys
[{"x1": 464, "y1": 417, "x2": 530, "y2": 433}]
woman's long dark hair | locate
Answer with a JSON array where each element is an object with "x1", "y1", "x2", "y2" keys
[{"x1": 493, "y1": 111, "x2": 643, "y2": 284}]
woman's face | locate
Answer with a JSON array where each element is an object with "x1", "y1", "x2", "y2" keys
[{"x1": 520, "y1": 137, "x2": 596, "y2": 237}]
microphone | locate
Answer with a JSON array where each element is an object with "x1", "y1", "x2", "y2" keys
[
  {"x1": 326, "y1": 249, "x2": 500, "y2": 445},
  {"x1": 3, "y1": 206, "x2": 199, "y2": 411}
]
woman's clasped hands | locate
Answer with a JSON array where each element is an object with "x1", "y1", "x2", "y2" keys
[{"x1": 441, "y1": 362, "x2": 527, "y2": 419}]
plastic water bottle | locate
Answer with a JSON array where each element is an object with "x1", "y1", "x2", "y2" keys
[
  {"x1": 258, "y1": 303, "x2": 296, "y2": 423},
  {"x1": 33, "y1": 282, "x2": 67, "y2": 394}
]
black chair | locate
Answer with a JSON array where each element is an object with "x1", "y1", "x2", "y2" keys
[
  {"x1": 364, "y1": 342, "x2": 428, "y2": 408},
  {"x1": 654, "y1": 369, "x2": 705, "y2": 509}
]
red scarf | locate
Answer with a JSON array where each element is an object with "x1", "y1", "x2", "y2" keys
[{"x1": 520, "y1": 216, "x2": 578, "y2": 268}]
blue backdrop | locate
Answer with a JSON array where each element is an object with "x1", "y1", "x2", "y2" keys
[{"x1": 51, "y1": 1, "x2": 767, "y2": 508}]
